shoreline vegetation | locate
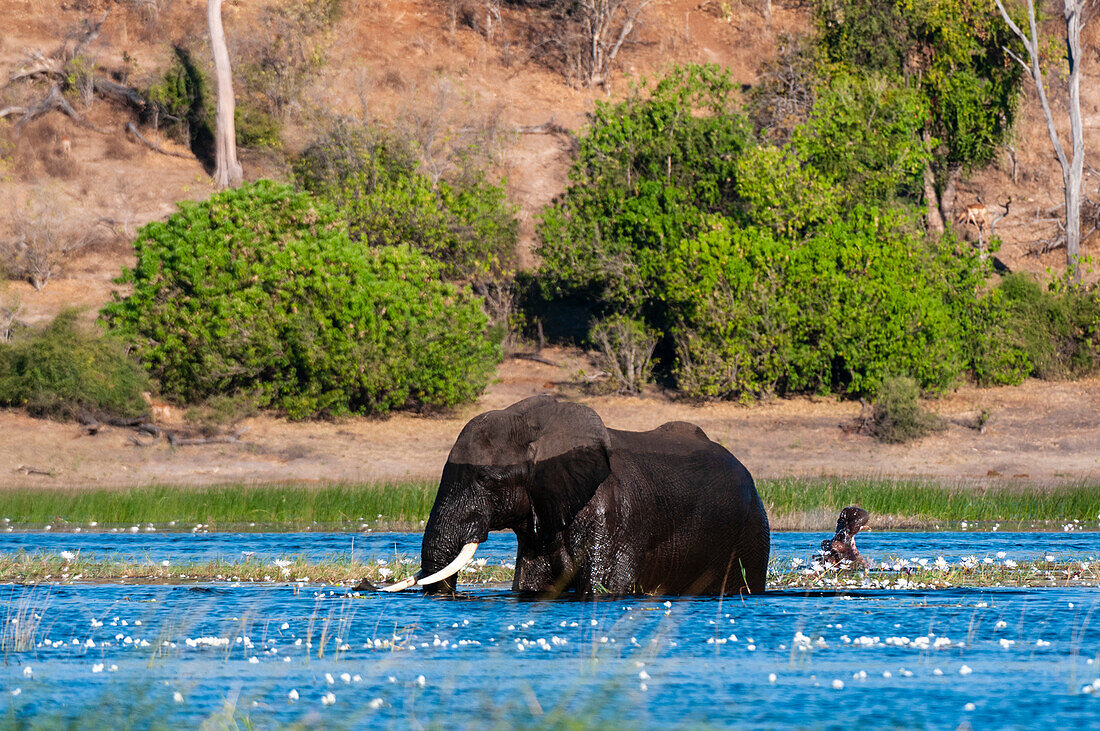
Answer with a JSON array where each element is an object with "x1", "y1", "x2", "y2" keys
[
  {"x1": 0, "y1": 479, "x2": 1097, "y2": 533},
  {"x1": 0, "y1": 554, "x2": 1096, "y2": 589}
]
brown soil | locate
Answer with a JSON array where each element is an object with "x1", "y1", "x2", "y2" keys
[
  {"x1": 1, "y1": 1, "x2": 1099, "y2": 490},
  {"x1": 2, "y1": 346, "x2": 1098, "y2": 489}
]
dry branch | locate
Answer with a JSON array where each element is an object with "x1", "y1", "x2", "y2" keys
[{"x1": 125, "y1": 122, "x2": 191, "y2": 158}]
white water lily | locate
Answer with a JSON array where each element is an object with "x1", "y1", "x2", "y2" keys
[{"x1": 60, "y1": 551, "x2": 75, "y2": 562}]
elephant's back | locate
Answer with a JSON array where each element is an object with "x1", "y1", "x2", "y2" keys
[{"x1": 605, "y1": 425, "x2": 769, "y2": 594}]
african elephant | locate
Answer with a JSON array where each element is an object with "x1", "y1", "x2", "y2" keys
[{"x1": 377, "y1": 396, "x2": 770, "y2": 596}]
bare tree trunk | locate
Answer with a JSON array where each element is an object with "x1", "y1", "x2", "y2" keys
[
  {"x1": 995, "y1": 0, "x2": 1087, "y2": 282},
  {"x1": 923, "y1": 163, "x2": 944, "y2": 234},
  {"x1": 922, "y1": 131, "x2": 944, "y2": 234},
  {"x1": 208, "y1": 0, "x2": 242, "y2": 189},
  {"x1": 939, "y1": 166, "x2": 962, "y2": 228}
]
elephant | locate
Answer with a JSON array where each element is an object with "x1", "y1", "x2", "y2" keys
[{"x1": 373, "y1": 395, "x2": 770, "y2": 596}]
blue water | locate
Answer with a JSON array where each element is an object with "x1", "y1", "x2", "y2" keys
[
  {"x1": 1, "y1": 532, "x2": 1099, "y2": 727},
  {"x1": 1, "y1": 530, "x2": 1098, "y2": 566}
]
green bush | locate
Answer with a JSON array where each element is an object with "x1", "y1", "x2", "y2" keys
[
  {"x1": 144, "y1": 46, "x2": 212, "y2": 148},
  {"x1": 295, "y1": 123, "x2": 517, "y2": 280},
  {"x1": 866, "y1": 375, "x2": 946, "y2": 444},
  {"x1": 235, "y1": 102, "x2": 282, "y2": 149},
  {"x1": 536, "y1": 65, "x2": 752, "y2": 315},
  {"x1": 660, "y1": 210, "x2": 994, "y2": 399},
  {"x1": 102, "y1": 181, "x2": 501, "y2": 419},
  {"x1": 535, "y1": 63, "x2": 1027, "y2": 401},
  {"x1": 994, "y1": 273, "x2": 1100, "y2": 379},
  {"x1": 0, "y1": 310, "x2": 149, "y2": 421}
]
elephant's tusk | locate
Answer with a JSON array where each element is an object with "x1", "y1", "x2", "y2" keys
[
  {"x1": 380, "y1": 573, "x2": 420, "y2": 592},
  {"x1": 417, "y1": 542, "x2": 479, "y2": 586}
]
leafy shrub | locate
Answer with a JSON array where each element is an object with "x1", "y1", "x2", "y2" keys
[
  {"x1": 0, "y1": 310, "x2": 149, "y2": 421},
  {"x1": 660, "y1": 211, "x2": 995, "y2": 399},
  {"x1": 295, "y1": 123, "x2": 517, "y2": 280},
  {"x1": 144, "y1": 46, "x2": 213, "y2": 150},
  {"x1": 589, "y1": 315, "x2": 658, "y2": 394},
  {"x1": 536, "y1": 63, "x2": 1026, "y2": 401},
  {"x1": 993, "y1": 274, "x2": 1100, "y2": 379},
  {"x1": 865, "y1": 375, "x2": 946, "y2": 444},
  {"x1": 235, "y1": 102, "x2": 282, "y2": 149},
  {"x1": 102, "y1": 181, "x2": 501, "y2": 419},
  {"x1": 790, "y1": 71, "x2": 930, "y2": 204}
]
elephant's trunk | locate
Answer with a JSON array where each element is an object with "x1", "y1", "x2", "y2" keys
[{"x1": 420, "y1": 464, "x2": 491, "y2": 593}]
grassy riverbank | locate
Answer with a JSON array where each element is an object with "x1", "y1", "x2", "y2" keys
[{"x1": 0, "y1": 479, "x2": 1096, "y2": 531}]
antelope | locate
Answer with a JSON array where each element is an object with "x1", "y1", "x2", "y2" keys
[{"x1": 957, "y1": 196, "x2": 1011, "y2": 258}]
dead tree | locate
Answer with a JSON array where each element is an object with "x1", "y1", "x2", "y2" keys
[
  {"x1": 577, "y1": 0, "x2": 654, "y2": 88},
  {"x1": 995, "y1": 0, "x2": 1089, "y2": 283},
  {"x1": 208, "y1": 0, "x2": 242, "y2": 188}
]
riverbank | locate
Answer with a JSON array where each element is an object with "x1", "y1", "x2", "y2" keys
[{"x1": 2, "y1": 358, "x2": 1100, "y2": 491}]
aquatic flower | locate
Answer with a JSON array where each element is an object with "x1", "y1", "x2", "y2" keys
[
  {"x1": 959, "y1": 665, "x2": 973, "y2": 675},
  {"x1": 60, "y1": 551, "x2": 75, "y2": 562},
  {"x1": 92, "y1": 664, "x2": 104, "y2": 673},
  {"x1": 995, "y1": 620, "x2": 1007, "y2": 629},
  {"x1": 288, "y1": 689, "x2": 299, "y2": 702},
  {"x1": 964, "y1": 703, "x2": 976, "y2": 711},
  {"x1": 1004, "y1": 559, "x2": 1018, "y2": 568},
  {"x1": 768, "y1": 673, "x2": 777, "y2": 683},
  {"x1": 321, "y1": 692, "x2": 336, "y2": 706},
  {"x1": 996, "y1": 551, "x2": 1007, "y2": 559},
  {"x1": 325, "y1": 673, "x2": 335, "y2": 685},
  {"x1": 22, "y1": 666, "x2": 32, "y2": 678},
  {"x1": 340, "y1": 673, "x2": 351, "y2": 684},
  {"x1": 368, "y1": 698, "x2": 384, "y2": 709},
  {"x1": 416, "y1": 675, "x2": 426, "y2": 687},
  {"x1": 832, "y1": 680, "x2": 844, "y2": 690},
  {"x1": 11, "y1": 689, "x2": 20, "y2": 697},
  {"x1": 161, "y1": 560, "x2": 170, "y2": 567}
]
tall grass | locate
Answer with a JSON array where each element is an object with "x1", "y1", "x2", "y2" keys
[
  {"x1": 0, "y1": 478, "x2": 1096, "y2": 529},
  {"x1": 0, "y1": 482, "x2": 437, "y2": 528},
  {"x1": 760, "y1": 477, "x2": 1100, "y2": 524}
]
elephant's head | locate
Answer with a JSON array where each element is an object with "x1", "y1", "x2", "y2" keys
[{"x1": 413, "y1": 396, "x2": 612, "y2": 593}]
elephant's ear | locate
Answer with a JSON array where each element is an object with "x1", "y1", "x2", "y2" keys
[{"x1": 510, "y1": 397, "x2": 612, "y2": 534}]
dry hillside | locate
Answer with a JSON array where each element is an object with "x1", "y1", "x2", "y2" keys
[{"x1": 1, "y1": 0, "x2": 1099, "y2": 488}]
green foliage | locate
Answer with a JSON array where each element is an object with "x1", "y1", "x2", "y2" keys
[
  {"x1": 791, "y1": 72, "x2": 931, "y2": 204},
  {"x1": 102, "y1": 181, "x2": 500, "y2": 419},
  {"x1": 234, "y1": 102, "x2": 282, "y2": 149},
  {"x1": 661, "y1": 211, "x2": 995, "y2": 399},
  {"x1": 538, "y1": 181, "x2": 710, "y2": 313},
  {"x1": 537, "y1": 65, "x2": 750, "y2": 313},
  {"x1": 536, "y1": 63, "x2": 1027, "y2": 400},
  {"x1": 144, "y1": 46, "x2": 212, "y2": 147},
  {"x1": 993, "y1": 273, "x2": 1100, "y2": 379},
  {"x1": 572, "y1": 64, "x2": 751, "y2": 211},
  {"x1": 733, "y1": 145, "x2": 840, "y2": 237},
  {"x1": 866, "y1": 375, "x2": 947, "y2": 444},
  {"x1": 295, "y1": 123, "x2": 517, "y2": 280},
  {"x1": 588, "y1": 314, "x2": 659, "y2": 394},
  {"x1": 0, "y1": 310, "x2": 149, "y2": 421},
  {"x1": 814, "y1": 0, "x2": 1023, "y2": 178}
]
